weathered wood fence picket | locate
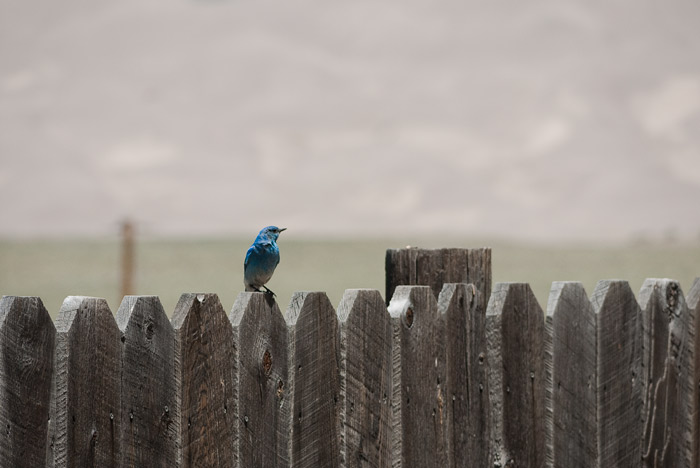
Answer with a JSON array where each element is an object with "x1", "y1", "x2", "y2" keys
[{"x1": 0, "y1": 248, "x2": 699, "y2": 468}]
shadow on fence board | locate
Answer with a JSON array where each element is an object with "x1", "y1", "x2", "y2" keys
[{"x1": 0, "y1": 262, "x2": 699, "y2": 467}]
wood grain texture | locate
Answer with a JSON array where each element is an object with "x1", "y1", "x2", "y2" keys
[
  {"x1": 590, "y1": 280, "x2": 643, "y2": 468},
  {"x1": 287, "y1": 292, "x2": 341, "y2": 468},
  {"x1": 486, "y1": 283, "x2": 546, "y2": 468},
  {"x1": 48, "y1": 297, "x2": 120, "y2": 468},
  {"x1": 437, "y1": 283, "x2": 489, "y2": 468},
  {"x1": 687, "y1": 278, "x2": 700, "y2": 468},
  {"x1": 116, "y1": 296, "x2": 178, "y2": 468},
  {"x1": 0, "y1": 296, "x2": 55, "y2": 468},
  {"x1": 545, "y1": 282, "x2": 596, "y2": 468},
  {"x1": 385, "y1": 248, "x2": 492, "y2": 308},
  {"x1": 337, "y1": 289, "x2": 393, "y2": 468},
  {"x1": 172, "y1": 293, "x2": 236, "y2": 468},
  {"x1": 230, "y1": 292, "x2": 290, "y2": 468},
  {"x1": 638, "y1": 279, "x2": 693, "y2": 468},
  {"x1": 388, "y1": 285, "x2": 445, "y2": 468}
]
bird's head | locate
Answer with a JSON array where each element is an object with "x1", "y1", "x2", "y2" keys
[{"x1": 260, "y1": 225, "x2": 286, "y2": 241}]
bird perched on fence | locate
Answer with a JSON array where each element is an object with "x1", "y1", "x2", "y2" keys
[{"x1": 244, "y1": 226, "x2": 286, "y2": 297}]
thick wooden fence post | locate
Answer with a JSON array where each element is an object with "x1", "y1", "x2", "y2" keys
[
  {"x1": 486, "y1": 283, "x2": 545, "y2": 468},
  {"x1": 337, "y1": 289, "x2": 393, "y2": 468},
  {"x1": 544, "y1": 282, "x2": 596, "y2": 468},
  {"x1": 172, "y1": 293, "x2": 236, "y2": 467},
  {"x1": 287, "y1": 292, "x2": 341, "y2": 468},
  {"x1": 388, "y1": 285, "x2": 445, "y2": 468},
  {"x1": 48, "y1": 297, "x2": 120, "y2": 468},
  {"x1": 116, "y1": 296, "x2": 178, "y2": 468},
  {"x1": 230, "y1": 292, "x2": 290, "y2": 468},
  {"x1": 385, "y1": 248, "x2": 492, "y2": 307},
  {"x1": 687, "y1": 278, "x2": 700, "y2": 468},
  {"x1": 639, "y1": 279, "x2": 694, "y2": 467},
  {"x1": 0, "y1": 296, "x2": 55, "y2": 468},
  {"x1": 590, "y1": 280, "x2": 643, "y2": 467},
  {"x1": 438, "y1": 283, "x2": 489, "y2": 468}
]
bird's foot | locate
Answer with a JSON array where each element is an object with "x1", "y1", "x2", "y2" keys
[{"x1": 262, "y1": 286, "x2": 276, "y2": 297}]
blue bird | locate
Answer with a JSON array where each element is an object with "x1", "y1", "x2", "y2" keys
[{"x1": 244, "y1": 226, "x2": 286, "y2": 296}]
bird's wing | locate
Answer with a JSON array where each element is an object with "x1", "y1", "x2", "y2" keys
[
  {"x1": 244, "y1": 241, "x2": 273, "y2": 273},
  {"x1": 244, "y1": 245, "x2": 254, "y2": 272}
]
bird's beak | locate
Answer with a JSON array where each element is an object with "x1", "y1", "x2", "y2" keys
[{"x1": 279, "y1": 228, "x2": 287, "y2": 232}]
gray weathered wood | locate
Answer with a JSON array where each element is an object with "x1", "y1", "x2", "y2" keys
[
  {"x1": 385, "y1": 248, "x2": 492, "y2": 307},
  {"x1": 337, "y1": 289, "x2": 393, "y2": 468},
  {"x1": 687, "y1": 278, "x2": 700, "y2": 468},
  {"x1": 591, "y1": 280, "x2": 643, "y2": 468},
  {"x1": 116, "y1": 296, "x2": 178, "y2": 468},
  {"x1": 545, "y1": 282, "x2": 596, "y2": 468},
  {"x1": 230, "y1": 292, "x2": 290, "y2": 468},
  {"x1": 437, "y1": 283, "x2": 489, "y2": 468},
  {"x1": 47, "y1": 297, "x2": 120, "y2": 468},
  {"x1": 287, "y1": 292, "x2": 341, "y2": 468},
  {"x1": 172, "y1": 293, "x2": 236, "y2": 467},
  {"x1": 486, "y1": 283, "x2": 545, "y2": 468},
  {"x1": 0, "y1": 296, "x2": 55, "y2": 468},
  {"x1": 638, "y1": 279, "x2": 693, "y2": 467},
  {"x1": 388, "y1": 285, "x2": 445, "y2": 468}
]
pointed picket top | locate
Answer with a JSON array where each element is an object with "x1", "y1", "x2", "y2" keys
[
  {"x1": 638, "y1": 278, "x2": 687, "y2": 314},
  {"x1": 55, "y1": 296, "x2": 116, "y2": 332},
  {"x1": 438, "y1": 283, "x2": 489, "y2": 468},
  {"x1": 590, "y1": 279, "x2": 637, "y2": 313},
  {"x1": 388, "y1": 285, "x2": 445, "y2": 468},
  {"x1": 49, "y1": 296, "x2": 120, "y2": 468},
  {"x1": 590, "y1": 280, "x2": 643, "y2": 468},
  {"x1": 336, "y1": 288, "x2": 387, "y2": 323},
  {"x1": 638, "y1": 279, "x2": 693, "y2": 468},
  {"x1": 172, "y1": 292, "x2": 230, "y2": 331},
  {"x1": 486, "y1": 282, "x2": 542, "y2": 319},
  {"x1": 485, "y1": 283, "x2": 545, "y2": 468},
  {"x1": 437, "y1": 282, "x2": 478, "y2": 315},
  {"x1": 116, "y1": 296, "x2": 177, "y2": 468},
  {"x1": 116, "y1": 295, "x2": 171, "y2": 334},
  {"x1": 0, "y1": 295, "x2": 54, "y2": 331},
  {"x1": 230, "y1": 291, "x2": 289, "y2": 468},
  {"x1": 545, "y1": 282, "x2": 596, "y2": 468},
  {"x1": 387, "y1": 284, "x2": 439, "y2": 327},
  {"x1": 485, "y1": 282, "x2": 543, "y2": 325},
  {"x1": 230, "y1": 290, "x2": 283, "y2": 325},
  {"x1": 387, "y1": 284, "x2": 438, "y2": 328},
  {"x1": 336, "y1": 289, "x2": 392, "y2": 468},
  {"x1": 546, "y1": 281, "x2": 592, "y2": 318},
  {"x1": 171, "y1": 293, "x2": 235, "y2": 468},
  {"x1": 286, "y1": 291, "x2": 337, "y2": 326},
  {"x1": 286, "y1": 291, "x2": 341, "y2": 468},
  {"x1": 0, "y1": 296, "x2": 55, "y2": 468}
]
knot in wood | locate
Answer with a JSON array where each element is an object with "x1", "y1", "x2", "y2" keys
[
  {"x1": 666, "y1": 282, "x2": 679, "y2": 308},
  {"x1": 664, "y1": 281, "x2": 681, "y2": 321},
  {"x1": 262, "y1": 350, "x2": 272, "y2": 375},
  {"x1": 276, "y1": 380, "x2": 284, "y2": 398},
  {"x1": 145, "y1": 320, "x2": 155, "y2": 340},
  {"x1": 403, "y1": 307, "x2": 414, "y2": 328}
]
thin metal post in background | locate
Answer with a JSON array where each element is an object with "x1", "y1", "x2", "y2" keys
[{"x1": 120, "y1": 219, "x2": 135, "y2": 298}]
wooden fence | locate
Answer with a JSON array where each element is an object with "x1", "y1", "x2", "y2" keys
[{"x1": 0, "y1": 248, "x2": 699, "y2": 468}]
